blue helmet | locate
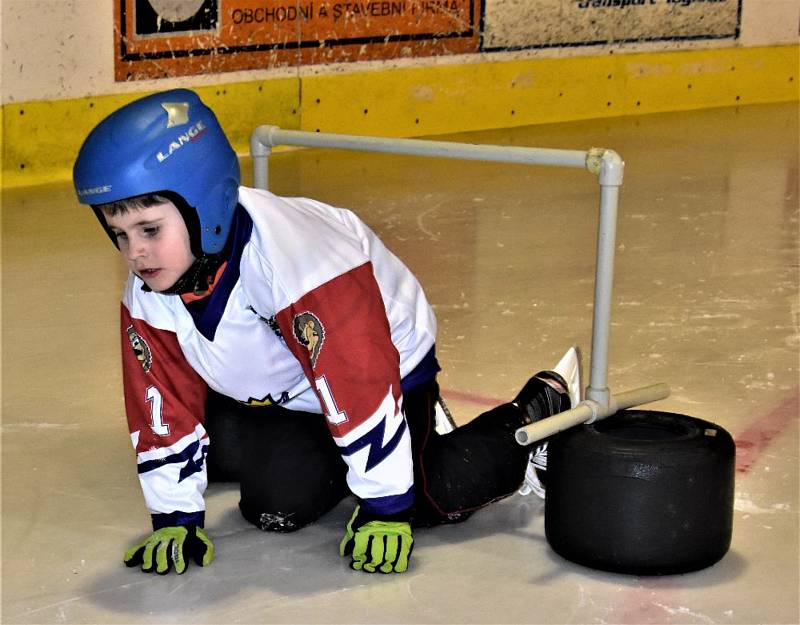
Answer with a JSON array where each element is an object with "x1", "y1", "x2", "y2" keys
[{"x1": 73, "y1": 89, "x2": 240, "y2": 255}]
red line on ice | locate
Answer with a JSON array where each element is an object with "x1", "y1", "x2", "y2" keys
[
  {"x1": 734, "y1": 388, "x2": 799, "y2": 473},
  {"x1": 440, "y1": 388, "x2": 500, "y2": 408}
]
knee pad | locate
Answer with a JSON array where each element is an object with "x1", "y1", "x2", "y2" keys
[
  {"x1": 239, "y1": 469, "x2": 349, "y2": 532},
  {"x1": 239, "y1": 500, "x2": 309, "y2": 533}
]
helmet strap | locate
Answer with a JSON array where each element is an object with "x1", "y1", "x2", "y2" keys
[{"x1": 141, "y1": 252, "x2": 227, "y2": 296}]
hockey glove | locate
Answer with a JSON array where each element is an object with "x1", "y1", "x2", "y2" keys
[
  {"x1": 339, "y1": 505, "x2": 413, "y2": 573},
  {"x1": 123, "y1": 526, "x2": 214, "y2": 575}
]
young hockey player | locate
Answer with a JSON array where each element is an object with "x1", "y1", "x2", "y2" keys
[{"x1": 73, "y1": 89, "x2": 580, "y2": 576}]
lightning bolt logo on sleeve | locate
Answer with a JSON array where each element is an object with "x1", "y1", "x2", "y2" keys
[{"x1": 338, "y1": 389, "x2": 407, "y2": 471}]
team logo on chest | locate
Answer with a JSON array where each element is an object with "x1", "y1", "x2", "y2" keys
[
  {"x1": 292, "y1": 312, "x2": 325, "y2": 367},
  {"x1": 126, "y1": 325, "x2": 153, "y2": 373}
]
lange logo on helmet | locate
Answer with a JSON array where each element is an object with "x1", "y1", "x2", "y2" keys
[
  {"x1": 293, "y1": 312, "x2": 325, "y2": 367},
  {"x1": 156, "y1": 120, "x2": 208, "y2": 163},
  {"x1": 77, "y1": 185, "x2": 112, "y2": 197},
  {"x1": 126, "y1": 325, "x2": 153, "y2": 373},
  {"x1": 161, "y1": 102, "x2": 190, "y2": 128}
]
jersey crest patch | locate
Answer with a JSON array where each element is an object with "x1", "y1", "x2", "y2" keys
[
  {"x1": 293, "y1": 312, "x2": 325, "y2": 367},
  {"x1": 126, "y1": 325, "x2": 153, "y2": 373}
]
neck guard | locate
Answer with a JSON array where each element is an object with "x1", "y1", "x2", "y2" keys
[{"x1": 141, "y1": 253, "x2": 227, "y2": 296}]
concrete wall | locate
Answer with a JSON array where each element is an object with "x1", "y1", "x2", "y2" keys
[{"x1": 1, "y1": 0, "x2": 798, "y2": 187}]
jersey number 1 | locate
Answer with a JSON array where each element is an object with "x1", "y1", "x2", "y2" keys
[
  {"x1": 145, "y1": 385, "x2": 170, "y2": 436},
  {"x1": 315, "y1": 375, "x2": 348, "y2": 425}
]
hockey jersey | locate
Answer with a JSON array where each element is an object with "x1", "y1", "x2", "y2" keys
[{"x1": 120, "y1": 187, "x2": 437, "y2": 529}]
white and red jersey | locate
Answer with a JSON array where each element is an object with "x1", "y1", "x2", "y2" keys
[{"x1": 120, "y1": 187, "x2": 437, "y2": 527}]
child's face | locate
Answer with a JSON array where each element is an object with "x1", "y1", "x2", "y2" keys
[{"x1": 102, "y1": 200, "x2": 195, "y2": 292}]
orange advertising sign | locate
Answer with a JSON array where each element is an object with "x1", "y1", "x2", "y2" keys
[{"x1": 115, "y1": 0, "x2": 481, "y2": 81}]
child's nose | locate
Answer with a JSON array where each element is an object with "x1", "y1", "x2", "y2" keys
[{"x1": 126, "y1": 237, "x2": 147, "y2": 261}]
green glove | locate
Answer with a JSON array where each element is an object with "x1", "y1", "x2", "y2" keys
[
  {"x1": 123, "y1": 526, "x2": 214, "y2": 575},
  {"x1": 339, "y1": 505, "x2": 413, "y2": 573}
]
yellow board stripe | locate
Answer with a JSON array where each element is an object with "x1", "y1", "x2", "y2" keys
[
  {"x1": 301, "y1": 44, "x2": 799, "y2": 136},
  {"x1": 2, "y1": 45, "x2": 797, "y2": 189}
]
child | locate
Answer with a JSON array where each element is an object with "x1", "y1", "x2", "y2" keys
[{"x1": 73, "y1": 89, "x2": 580, "y2": 575}]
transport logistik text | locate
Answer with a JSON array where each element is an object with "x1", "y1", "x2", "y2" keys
[
  {"x1": 230, "y1": 1, "x2": 462, "y2": 23},
  {"x1": 577, "y1": 0, "x2": 729, "y2": 7}
]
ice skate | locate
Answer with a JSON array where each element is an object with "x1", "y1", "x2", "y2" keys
[
  {"x1": 551, "y1": 345, "x2": 582, "y2": 408},
  {"x1": 518, "y1": 443, "x2": 548, "y2": 498},
  {"x1": 434, "y1": 395, "x2": 457, "y2": 434},
  {"x1": 517, "y1": 346, "x2": 582, "y2": 498}
]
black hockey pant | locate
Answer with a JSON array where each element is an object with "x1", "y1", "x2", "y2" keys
[{"x1": 204, "y1": 379, "x2": 535, "y2": 532}]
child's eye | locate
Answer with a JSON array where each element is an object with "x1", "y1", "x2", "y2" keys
[
  {"x1": 143, "y1": 226, "x2": 160, "y2": 237},
  {"x1": 113, "y1": 231, "x2": 127, "y2": 241}
]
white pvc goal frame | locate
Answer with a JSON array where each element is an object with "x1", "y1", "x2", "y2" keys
[{"x1": 250, "y1": 125, "x2": 670, "y2": 444}]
